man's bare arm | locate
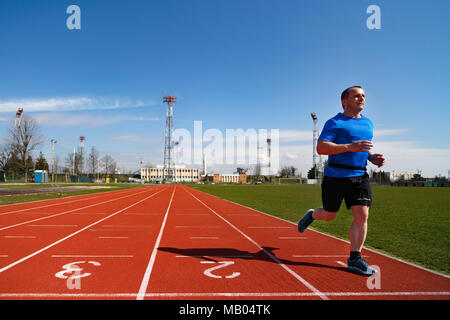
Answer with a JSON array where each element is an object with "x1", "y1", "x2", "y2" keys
[{"x1": 317, "y1": 140, "x2": 373, "y2": 155}]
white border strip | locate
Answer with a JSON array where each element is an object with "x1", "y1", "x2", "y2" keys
[{"x1": 0, "y1": 291, "x2": 448, "y2": 298}]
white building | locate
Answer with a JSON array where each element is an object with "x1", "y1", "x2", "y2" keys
[
  {"x1": 387, "y1": 170, "x2": 415, "y2": 182},
  {"x1": 219, "y1": 173, "x2": 241, "y2": 183},
  {"x1": 141, "y1": 165, "x2": 199, "y2": 183},
  {"x1": 212, "y1": 173, "x2": 247, "y2": 184}
]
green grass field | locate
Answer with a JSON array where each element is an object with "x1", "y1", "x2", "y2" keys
[{"x1": 191, "y1": 184, "x2": 450, "y2": 275}]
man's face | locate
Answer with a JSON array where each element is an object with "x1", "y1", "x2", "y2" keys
[{"x1": 342, "y1": 88, "x2": 365, "y2": 113}]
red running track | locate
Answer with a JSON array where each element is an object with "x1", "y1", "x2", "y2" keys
[{"x1": 0, "y1": 185, "x2": 448, "y2": 300}]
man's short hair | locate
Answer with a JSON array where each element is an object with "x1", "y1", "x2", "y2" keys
[{"x1": 341, "y1": 86, "x2": 362, "y2": 108}]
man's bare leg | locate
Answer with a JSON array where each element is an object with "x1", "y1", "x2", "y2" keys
[{"x1": 348, "y1": 205, "x2": 370, "y2": 252}]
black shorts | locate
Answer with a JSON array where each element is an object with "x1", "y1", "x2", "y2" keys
[{"x1": 321, "y1": 173, "x2": 372, "y2": 212}]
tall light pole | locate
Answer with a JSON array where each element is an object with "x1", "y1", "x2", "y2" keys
[
  {"x1": 51, "y1": 139, "x2": 57, "y2": 182},
  {"x1": 14, "y1": 108, "x2": 23, "y2": 182},
  {"x1": 15, "y1": 108, "x2": 23, "y2": 136},
  {"x1": 310, "y1": 113, "x2": 323, "y2": 184},
  {"x1": 163, "y1": 95, "x2": 176, "y2": 183}
]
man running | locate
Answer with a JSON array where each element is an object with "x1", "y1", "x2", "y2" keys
[{"x1": 298, "y1": 86, "x2": 386, "y2": 276}]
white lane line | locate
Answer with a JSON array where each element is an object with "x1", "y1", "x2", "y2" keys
[
  {"x1": 70, "y1": 212, "x2": 109, "y2": 215},
  {"x1": 174, "y1": 225, "x2": 222, "y2": 228},
  {"x1": 176, "y1": 214, "x2": 209, "y2": 216},
  {"x1": 184, "y1": 188, "x2": 329, "y2": 300},
  {"x1": 101, "y1": 225, "x2": 152, "y2": 228},
  {"x1": 1, "y1": 291, "x2": 448, "y2": 298},
  {"x1": 28, "y1": 224, "x2": 78, "y2": 227},
  {"x1": 98, "y1": 236, "x2": 129, "y2": 239},
  {"x1": 124, "y1": 212, "x2": 161, "y2": 215},
  {"x1": 293, "y1": 255, "x2": 367, "y2": 258},
  {"x1": 17, "y1": 212, "x2": 52, "y2": 215},
  {"x1": 175, "y1": 255, "x2": 254, "y2": 259},
  {"x1": 189, "y1": 237, "x2": 219, "y2": 240},
  {"x1": 248, "y1": 226, "x2": 293, "y2": 229},
  {"x1": 0, "y1": 255, "x2": 8, "y2": 258},
  {"x1": 0, "y1": 188, "x2": 154, "y2": 231},
  {"x1": 0, "y1": 188, "x2": 167, "y2": 274},
  {"x1": 4, "y1": 236, "x2": 36, "y2": 239},
  {"x1": 279, "y1": 237, "x2": 307, "y2": 239},
  {"x1": 51, "y1": 255, "x2": 133, "y2": 258},
  {"x1": 136, "y1": 187, "x2": 176, "y2": 301}
]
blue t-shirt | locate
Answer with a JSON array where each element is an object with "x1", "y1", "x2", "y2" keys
[{"x1": 318, "y1": 113, "x2": 374, "y2": 178}]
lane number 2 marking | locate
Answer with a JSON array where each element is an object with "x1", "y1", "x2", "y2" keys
[{"x1": 200, "y1": 261, "x2": 240, "y2": 279}]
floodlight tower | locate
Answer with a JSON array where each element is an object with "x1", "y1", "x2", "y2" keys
[
  {"x1": 15, "y1": 108, "x2": 23, "y2": 136},
  {"x1": 79, "y1": 136, "x2": 85, "y2": 153},
  {"x1": 163, "y1": 95, "x2": 176, "y2": 183},
  {"x1": 310, "y1": 113, "x2": 323, "y2": 183}
]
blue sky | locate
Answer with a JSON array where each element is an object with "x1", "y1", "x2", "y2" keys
[{"x1": 0, "y1": 0, "x2": 449, "y2": 177}]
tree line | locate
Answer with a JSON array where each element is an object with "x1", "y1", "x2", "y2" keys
[{"x1": 0, "y1": 114, "x2": 118, "y2": 181}]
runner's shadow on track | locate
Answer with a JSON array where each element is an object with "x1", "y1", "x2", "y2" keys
[{"x1": 158, "y1": 246, "x2": 351, "y2": 274}]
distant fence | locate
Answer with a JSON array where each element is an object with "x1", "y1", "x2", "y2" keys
[
  {"x1": 279, "y1": 178, "x2": 302, "y2": 184},
  {"x1": 70, "y1": 176, "x2": 93, "y2": 183},
  {"x1": 391, "y1": 181, "x2": 450, "y2": 187}
]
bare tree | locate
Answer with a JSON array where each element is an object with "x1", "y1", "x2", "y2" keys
[
  {"x1": 65, "y1": 152, "x2": 75, "y2": 176},
  {"x1": 87, "y1": 146, "x2": 99, "y2": 176},
  {"x1": 54, "y1": 155, "x2": 60, "y2": 174},
  {"x1": 279, "y1": 166, "x2": 298, "y2": 178},
  {"x1": 77, "y1": 146, "x2": 85, "y2": 175},
  {"x1": 64, "y1": 150, "x2": 83, "y2": 176},
  {"x1": 0, "y1": 144, "x2": 12, "y2": 171},
  {"x1": 101, "y1": 154, "x2": 116, "y2": 177},
  {"x1": 8, "y1": 115, "x2": 44, "y2": 181}
]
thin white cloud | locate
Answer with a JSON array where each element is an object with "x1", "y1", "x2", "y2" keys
[
  {"x1": 371, "y1": 141, "x2": 450, "y2": 175},
  {"x1": 373, "y1": 129, "x2": 408, "y2": 137},
  {"x1": 279, "y1": 130, "x2": 311, "y2": 142},
  {"x1": 128, "y1": 116, "x2": 161, "y2": 121},
  {"x1": 276, "y1": 128, "x2": 408, "y2": 145},
  {"x1": 0, "y1": 97, "x2": 157, "y2": 113},
  {"x1": 277, "y1": 140, "x2": 449, "y2": 178},
  {"x1": 113, "y1": 134, "x2": 147, "y2": 142},
  {"x1": 34, "y1": 113, "x2": 121, "y2": 127},
  {"x1": 33, "y1": 112, "x2": 161, "y2": 127}
]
